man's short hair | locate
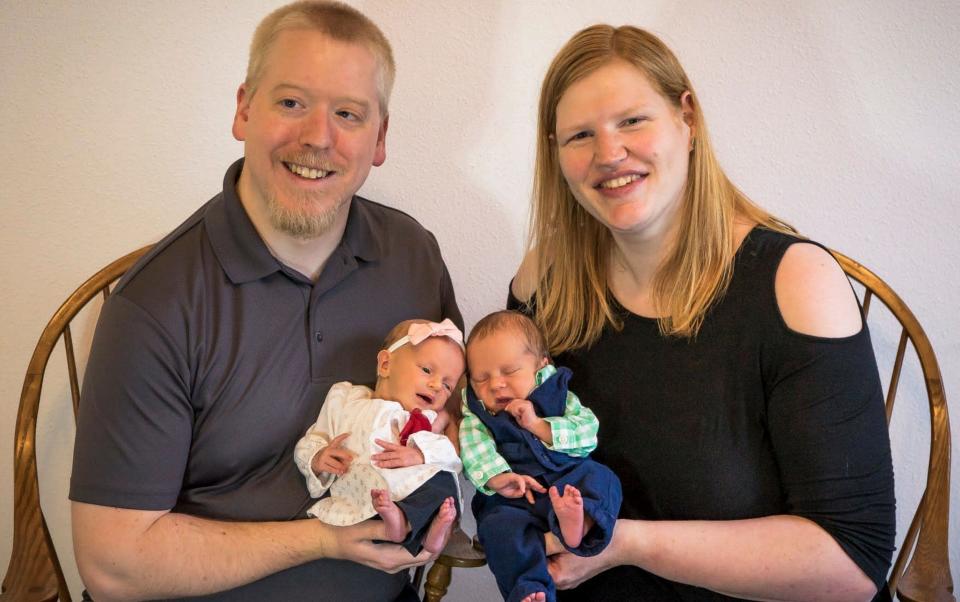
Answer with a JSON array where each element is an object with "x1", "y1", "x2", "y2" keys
[
  {"x1": 245, "y1": 0, "x2": 396, "y2": 112},
  {"x1": 467, "y1": 310, "x2": 549, "y2": 361}
]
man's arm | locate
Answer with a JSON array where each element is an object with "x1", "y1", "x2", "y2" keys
[{"x1": 73, "y1": 502, "x2": 439, "y2": 601}]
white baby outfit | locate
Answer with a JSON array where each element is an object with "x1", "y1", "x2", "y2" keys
[{"x1": 294, "y1": 381, "x2": 462, "y2": 525}]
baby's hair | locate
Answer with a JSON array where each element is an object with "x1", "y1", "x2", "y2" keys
[
  {"x1": 467, "y1": 310, "x2": 549, "y2": 360},
  {"x1": 381, "y1": 319, "x2": 427, "y2": 350}
]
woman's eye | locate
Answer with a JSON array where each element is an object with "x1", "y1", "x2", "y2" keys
[
  {"x1": 565, "y1": 131, "x2": 591, "y2": 144},
  {"x1": 622, "y1": 116, "x2": 646, "y2": 127}
]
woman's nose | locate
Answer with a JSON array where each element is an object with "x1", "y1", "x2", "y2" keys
[{"x1": 594, "y1": 130, "x2": 627, "y2": 165}]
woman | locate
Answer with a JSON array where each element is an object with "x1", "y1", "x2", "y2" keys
[{"x1": 509, "y1": 25, "x2": 895, "y2": 601}]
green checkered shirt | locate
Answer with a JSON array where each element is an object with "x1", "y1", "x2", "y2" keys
[{"x1": 460, "y1": 364, "x2": 599, "y2": 495}]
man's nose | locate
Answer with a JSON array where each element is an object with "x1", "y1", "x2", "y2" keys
[{"x1": 299, "y1": 111, "x2": 334, "y2": 148}]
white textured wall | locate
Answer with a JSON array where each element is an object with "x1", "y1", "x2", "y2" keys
[{"x1": 2, "y1": 2, "x2": 957, "y2": 600}]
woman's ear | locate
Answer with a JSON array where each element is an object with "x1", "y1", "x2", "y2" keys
[
  {"x1": 376, "y1": 350, "x2": 391, "y2": 378},
  {"x1": 680, "y1": 90, "x2": 696, "y2": 142}
]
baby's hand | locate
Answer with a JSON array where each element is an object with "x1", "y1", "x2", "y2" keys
[
  {"x1": 431, "y1": 409, "x2": 451, "y2": 434},
  {"x1": 505, "y1": 399, "x2": 544, "y2": 432},
  {"x1": 312, "y1": 433, "x2": 353, "y2": 477},
  {"x1": 372, "y1": 438, "x2": 425, "y2": 468},
  {"x1": 486, "y1": 472, "x2": 546, "y2": 504}
]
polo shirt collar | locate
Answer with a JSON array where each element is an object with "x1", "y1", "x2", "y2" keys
[{"x1": 206, "y1": 158, "x2": 382, "y2": 284}]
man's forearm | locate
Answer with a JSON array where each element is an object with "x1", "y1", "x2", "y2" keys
[{"x1": 73, "y1": 502, "x2": 335, "y2": 601}]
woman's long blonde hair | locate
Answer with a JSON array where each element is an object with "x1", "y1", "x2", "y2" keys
[{"x1": 529, "y1": 25, "x2": 793, "y2": 354}]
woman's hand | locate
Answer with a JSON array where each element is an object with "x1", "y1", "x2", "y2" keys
[
  {"x1": 371, "y1": 438, "x2": 425, "y2": 468},
  {"x1": 547, "y1": 548, "x2": 614, "y2": 589},
  {"x1": 546, "y1": 520, "x2": 626, "y2": 589}
]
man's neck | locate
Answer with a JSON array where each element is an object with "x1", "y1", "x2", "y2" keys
[{"x1": 262, "y1": 210, "x2": 349, "y2": 281}]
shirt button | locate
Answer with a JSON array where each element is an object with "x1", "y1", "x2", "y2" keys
[
  {"x1": 473, "y1": 471, "x2": 483, "y2": 480},
  {"x1": 315, "y1": 331, "x2": 323, "y2": 343}
]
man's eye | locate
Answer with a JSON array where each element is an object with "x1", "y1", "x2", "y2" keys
[
  {"x1": 336, "y1": 110, "x2": 361, "y2": 121},
  {"x1": 279, "y1": 99, "x2": 301, "y2": 109}
]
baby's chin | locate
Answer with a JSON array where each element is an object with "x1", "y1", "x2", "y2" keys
[{"x1": 483, "y1": 400, "x2": 510, "y2": 415}]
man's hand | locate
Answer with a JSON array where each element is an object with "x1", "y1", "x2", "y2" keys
[
  {"x1": 486, "y1": 472, "x2": 546, "y2": 503},
  {"x1": 371, "y1": 438, "x2": 425, "y2": 468},
  {"x1": 329, "y1": 512, "x2": 454, "y2": 573},
  {"x1": 311, "y1": 433, "x2": 353, "y2": 476}
]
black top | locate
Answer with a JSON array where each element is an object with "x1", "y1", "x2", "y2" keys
[
  {"x1": 509, "y1": 227, "x2": 895, "y2": 601},
  {"x1": 70, "y1": 159, "x2": 462, "y2": 601}
]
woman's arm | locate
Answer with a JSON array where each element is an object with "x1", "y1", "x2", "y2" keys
[
  {"x1": 550, "y1": 515, "x2": 876, "y2": 602},
  {"x1": 549, "y1": 243, "x2": 887, "y2": 602}
]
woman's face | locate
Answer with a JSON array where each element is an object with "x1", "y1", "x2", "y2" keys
[{"x1": 554, "y1": 59, "x2": 693, "y2": 240}]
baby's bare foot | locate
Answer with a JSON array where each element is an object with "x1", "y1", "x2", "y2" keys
[
  {"x1": 550, "y1": 484, "x2": 585, "y2": 548},
  {"x1": 423, "y1": 497, "x2": 457, "y2": 554},
  {"x1": 521, "y1": 592, "x2": 546, "y2": 602},
  {"x1": 371, "y1": 488, "x2": 408, "y2": 543}
]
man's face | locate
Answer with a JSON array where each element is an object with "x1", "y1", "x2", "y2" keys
[{"x1": 232, "y1": 29, "x2": 388, "y2": 239}]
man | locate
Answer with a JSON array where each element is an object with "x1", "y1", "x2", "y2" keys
[{"x1": 69, "y1": 2, "x2": 461, "y2": 600}]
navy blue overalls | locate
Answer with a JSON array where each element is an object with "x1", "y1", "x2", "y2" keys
[{"x1": 467, "y1": 367, "x2": 622, "y2": 602}]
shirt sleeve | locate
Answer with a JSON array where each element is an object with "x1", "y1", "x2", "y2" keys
[
  {"x1": 765, "y1": 325, "x2": 896, "y2": 592},
  {"x1": 293, "y1": 385, "x2": 348, "y2": 498},
  {"x1": 70, "y1": 294, "x2": 192, "y2": 510},
  {"x1": 543, "y1": 389, "x2": 598, "y2": 456},
  {"x1": 407, "y1": 431, "x2": 462, "y2": 474},
  {"x1": 459, "y1": 396, "x2": 511, "y2": 495}
]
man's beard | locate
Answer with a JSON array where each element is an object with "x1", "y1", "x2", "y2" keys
[{"x1": 267, "y1": 192, "x2": 348, "y2": 240}]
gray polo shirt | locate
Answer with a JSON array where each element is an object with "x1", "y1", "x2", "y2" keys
[{"x1": 70, "y1": 159, "x2": 462, "y2": 601}]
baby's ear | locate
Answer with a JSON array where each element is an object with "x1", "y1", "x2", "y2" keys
[
  {"x1": 376, "y1": 350, "x2": 392, "y2": 377},
  {"x1": 538, "y1": 356, "x2": 550, "y2": 369}
]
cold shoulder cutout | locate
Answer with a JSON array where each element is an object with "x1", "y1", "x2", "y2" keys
[{"x1": 775, "y1": 242, "x2": 862, "y2": 338}]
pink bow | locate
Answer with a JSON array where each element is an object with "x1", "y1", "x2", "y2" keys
[{"x1": 388, "y1": 318, "x2": 464, "y2": 352}]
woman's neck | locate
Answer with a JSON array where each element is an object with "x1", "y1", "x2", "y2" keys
[{"x1": 607, "y1": 221, "x2": 679, "y2": 317}]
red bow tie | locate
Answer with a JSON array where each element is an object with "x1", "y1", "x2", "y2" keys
[{"x1": 399, "y1": 408, "x2": 432, "y2": 446}]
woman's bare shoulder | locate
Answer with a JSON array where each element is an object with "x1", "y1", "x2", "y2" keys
[{"x1": 774, "y1": 242, "x2": 861, "y2": 338}]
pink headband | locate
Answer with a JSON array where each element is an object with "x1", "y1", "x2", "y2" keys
[{"x1": 387, "y1": 318, "x2": 465, "y2": 352}]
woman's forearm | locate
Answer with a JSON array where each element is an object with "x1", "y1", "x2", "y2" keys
[{"x1": 614, "y1": 516, "x2": 877, "y2": 602}]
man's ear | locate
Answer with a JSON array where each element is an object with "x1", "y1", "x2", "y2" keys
[
  {"x1": 376, "y1": 349, "x2": 391, "y2": 378},
  {"x1": 372, "y1": 114, "x2": 389, "y2": 166},
  {"x1": 232, "y1": 84, "x2": 251, "y2": 142}
]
